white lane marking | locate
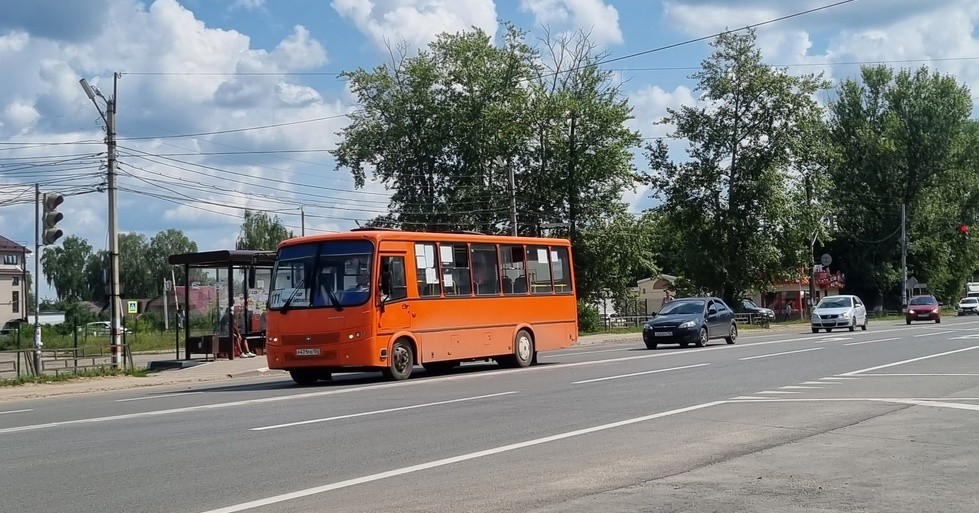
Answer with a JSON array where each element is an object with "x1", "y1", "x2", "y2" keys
[
  {"x1": 726, "y1": 397, "x2": 979, "y2": 412},
  {"x1": 820, "y1": 337, "x2": 852, "y2": 342},
  {"x1": 843, "y1": 337, "x2": 900, "y2": 346},
  {"x1": 572, "y1": 363, "x2": 710, "y2": 384},
  {"x1": 914, "y1": 331, "x2": 955, "y2": 338},
  {"x1": 801, "y1": 381, "x2": 837, "y2": 385},
  {"x1": 730, "y1": 396, "x2": 767, "y2": 400},
  {"x1": 822, "y1": 377, "x2": 860, "y2": 380},
  {"x1": 780, "y1": 386, "x2": 821, "y2": 389},
  {"x1": 197, "y1": 401, "x2": 728, "y2": 513},
  {"x1": 951, "y1": 334, "x2": 979, "y2": 340},
  {"x1": 0, "y1": 409, "x2": 33, "y2": 415},
  {"x1": 542, "y1": 347, "x2": 630, "y2": 357},
  {"x1": 739, "y1": 347, "x2": 824, "y2": 361},
  {"x1": 756, "y1": 391, "x2": 800, "y2": 394},
  {"x1": 116, "y1": 392, "x2": 203, "y2": 402},
  {"x1": 840, "y1": 346, "x2": 979, "y2": 376},
  {"x1": 854, "y1": 373, "x2": 979, "y2": 377},
  {"x1": 252, "y1": 392, "x2": 518, "y2": 431}
]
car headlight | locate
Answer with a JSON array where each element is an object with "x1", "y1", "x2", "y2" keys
[
  {"x1": 679, "y1": 320, "x2": 696, "y2": 329},
  {"x1": 842, "y1": 311, "x2": 852, "y2": 318}
]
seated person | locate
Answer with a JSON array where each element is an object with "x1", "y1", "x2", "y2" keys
[{"x1": 232, "y1": 317, "x2": 255, "y2": 358}]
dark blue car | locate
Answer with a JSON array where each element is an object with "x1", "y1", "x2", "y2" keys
[{"x1": 643, "y1": 297, "x2": 738, "y2": 349}]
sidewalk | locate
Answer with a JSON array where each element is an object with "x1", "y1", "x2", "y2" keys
[{"x1": 0, "y1": 324, "x2": 799, "y2": 402}]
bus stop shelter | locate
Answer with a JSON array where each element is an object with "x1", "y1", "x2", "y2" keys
[{"x1": 168, "y1": 250, "x2": 275, "y2": 361}]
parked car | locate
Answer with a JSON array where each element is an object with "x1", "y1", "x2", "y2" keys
[
  {"x1": 906, "y1": 295, "x2": 941, "y2": 324},
  {"x1": 811, "y1": 295, "x2": 867, "y2": 333},
  {"x1": 957, "y1": 297, "x2": 979, "y2": 316},
  {"x1": 739, "y1": 298, "x2": 775, "y2": 321},
  {"x1": 642, "y1": 297, "x2": 737, "y2": 349},
  {"x1": 84, "y1": 321, "x2": 133, "y2": 336}
]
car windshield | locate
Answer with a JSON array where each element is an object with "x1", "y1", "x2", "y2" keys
[
  {"x1": 659, "y1": 300, "x2": 706, "y2": 315},
  {"x1": 817, "y1": 297, "x2": 852, "y2": 309},
  {"x1": 742, "y1": 299, "x2": 757, "y2": 309},
  {"x1": 909, "y1": 296, "x2": 936, "y2": 305},
  {"x1": 962, "y1": 298, "x2": 978, "y2": 304}
]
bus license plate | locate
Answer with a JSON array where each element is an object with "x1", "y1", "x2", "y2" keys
[
  {"x1": 296, "y1": 348, "x2": 320, "y2": 356},
  {"x1": 654, "y1": 331, "x2": 672, "y2": 337}
]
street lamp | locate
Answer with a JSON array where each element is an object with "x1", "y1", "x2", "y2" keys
[{"x1": 80, "y1": 73, "x2": 123, "y2": 368}]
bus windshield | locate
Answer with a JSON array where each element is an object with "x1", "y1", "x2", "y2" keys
[{"x1": 269, "y1": 240, "x2": 374, "y2": 310}]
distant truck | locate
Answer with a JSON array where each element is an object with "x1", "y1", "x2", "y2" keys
[{"x1": 966, "y1": 283, "x2": 979, "y2": 298}]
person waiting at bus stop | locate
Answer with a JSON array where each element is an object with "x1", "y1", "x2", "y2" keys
[{"x1": 231, "y1": 315, "x2": 255, "y2": 358}]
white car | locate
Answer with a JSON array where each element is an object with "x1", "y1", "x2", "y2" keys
[
  {"x1": 957, "y1": 297, "x2": 979, "y2": 316},
  {"x1": 811, "y1": 295, "x2": 868, "y2": 333}
]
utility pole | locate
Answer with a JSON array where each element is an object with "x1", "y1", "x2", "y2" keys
[
  {"x1": 901, "y1": 203, "x2": 908, "y2": 308},
  {"x1": 568, "y1": 113, "x2": 577, "y2": 246},
  {"x1": 33, "y1": 183, "x2": 41, "y2": 374},
  {"x1": 301, "y1": 205, "x2": 305, "y2": 236},
  {"x1": 508, "y1": 160, "x2": 517, "y2": 237},
  {"x1": 80, "y1": 72, "x2": 122, "y2": 368}
]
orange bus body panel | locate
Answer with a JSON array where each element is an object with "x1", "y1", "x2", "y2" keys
[{"x1": 265, "y1": 231, "x2": 577, "y2": 375}]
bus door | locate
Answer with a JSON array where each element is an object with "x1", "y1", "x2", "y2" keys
[{"x1": 378, "y1": 254, "x2": 411, "y2": 332}]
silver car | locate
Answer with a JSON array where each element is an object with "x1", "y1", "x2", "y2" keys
[{"x1": 811, "y1": 295, "x2": 868, "y2": 333}]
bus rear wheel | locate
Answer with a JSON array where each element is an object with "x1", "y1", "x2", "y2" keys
[
  {"x1": 382, "y1": 339, "x2": 414, "y2": 381},
  {"x1": 499, "y1": 329, "x2": 535, "y2": 368}
]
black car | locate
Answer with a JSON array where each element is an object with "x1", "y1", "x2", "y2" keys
[
  {"x1": 739, "y1": 298, "x2": 775, "y2": 321},
  {"x1": 643, "y1": 297, "x2": 738, "y2": 349}
]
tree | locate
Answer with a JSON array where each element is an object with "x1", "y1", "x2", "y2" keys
[
  {"x1": 333, "y1": 26, "x2": 645, "y2": 302},
  {"x1": 236, "y1": 210, "x2": 292, "y2": 251},
  {"x1": 39, "y1": 235, "x2": 93, "y2": 301},
  {"x1": 334, "y1": 24, "x2": 537, "y2": 232},
  {"x1": 645, "y1": 29, "x2": 829, "y2": 307},
  {"x1": 148, "y1": 229, "x2": 198, "y2": 285},
  {"x1": 825, "y1": 65, "x2": 974, "y2": 306},
  {"x1": 118, "y1": 232, "x2": 154, "y2": 299}
]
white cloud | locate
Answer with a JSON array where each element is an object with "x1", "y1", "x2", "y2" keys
[
  {"x1": 331, "y1": 0, "x2": 497, "y2": 52},
  {"x1": 0, "y1": 30, "x2": 28, "y2": 52},
  {"x1": 520, "y1": 0, "x2": 623, "y2": 45},
  {"x1": 233, "y1": 0, "x2": 265, "y2": 10}
]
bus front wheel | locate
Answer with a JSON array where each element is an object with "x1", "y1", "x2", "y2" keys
[
  {"x1": 500, "y1": 329, "x2": 535, "y2": 368},
  {"x1": 383, "y1": 340, "x2": 414, "y2": 381}
]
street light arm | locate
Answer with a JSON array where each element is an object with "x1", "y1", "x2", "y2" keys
[{"x1": 79, "y1": 79, "x2": 108, "y2": 125}]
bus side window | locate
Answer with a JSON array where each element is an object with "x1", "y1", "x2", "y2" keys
[
  {"x1": 382, "y1": 256, "x2": 408, "y2": 301},
  {"x1": 471, "y1": 244, "x2": 500, "y2": 296},
  {"x1": 414, "y1": 243, "x2": 440, "y2": 298},
  {"x1": 527, "y1": 245, "x2": 552, "y2": 294},
  {"x1": 550, "y1": 246, "x2": 572, "y2": 294},
  {"x1": 440, "y1": 243, "x2": 471, "y2": 296},
  {"x1": 501, "y1": 245, "x2": 527, "y2": 295}
]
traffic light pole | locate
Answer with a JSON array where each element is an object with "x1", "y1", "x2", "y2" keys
[{"x1": 107, "y1": 73, "x2": 122, "y2": 368}]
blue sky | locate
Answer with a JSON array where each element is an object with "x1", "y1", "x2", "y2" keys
[{"x1": 2, "y1": 0, "x2": 979, "y2": 300}]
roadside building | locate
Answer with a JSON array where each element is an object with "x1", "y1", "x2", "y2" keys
[{"x1": 0, "y1": 235, "x2": 30, "y2": 329}]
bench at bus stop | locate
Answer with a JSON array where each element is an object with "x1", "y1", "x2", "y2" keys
[{"x1": 186, "y1": 334, "x2": 266, "y2": 360}]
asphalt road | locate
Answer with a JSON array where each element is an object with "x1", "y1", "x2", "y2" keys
[{"x1": 3, "y1": 318, "x2": 979, "y2": 513}]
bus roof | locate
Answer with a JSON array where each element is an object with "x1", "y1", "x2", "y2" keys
[{"x1": 276, "y1": 230, "x2": 571, "y2": 249}]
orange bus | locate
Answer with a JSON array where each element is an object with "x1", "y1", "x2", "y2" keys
[{"x1": 264, "y1": 229, "x2": 578, "y2": 385}]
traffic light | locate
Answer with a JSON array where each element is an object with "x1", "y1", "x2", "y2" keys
[{"x1": 41, "y1": 193, "x2": 64, "y2": 245}]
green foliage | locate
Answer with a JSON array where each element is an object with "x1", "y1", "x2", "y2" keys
[
  {"x1": 645, "y1": 29, "x2": 829, "y2": 306},
  {"x1": 826, "y1": 65, "x2": 975, "y2": 306},
  {"x1": 577, "y1": 299, "x2": 601, "y2": 333},
  {"x1": 40, "y1": 235, "x2": 92, "y2": 301},
  {"x1": 236, "y1": 210, "x2": 293, "y2": 250}
]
